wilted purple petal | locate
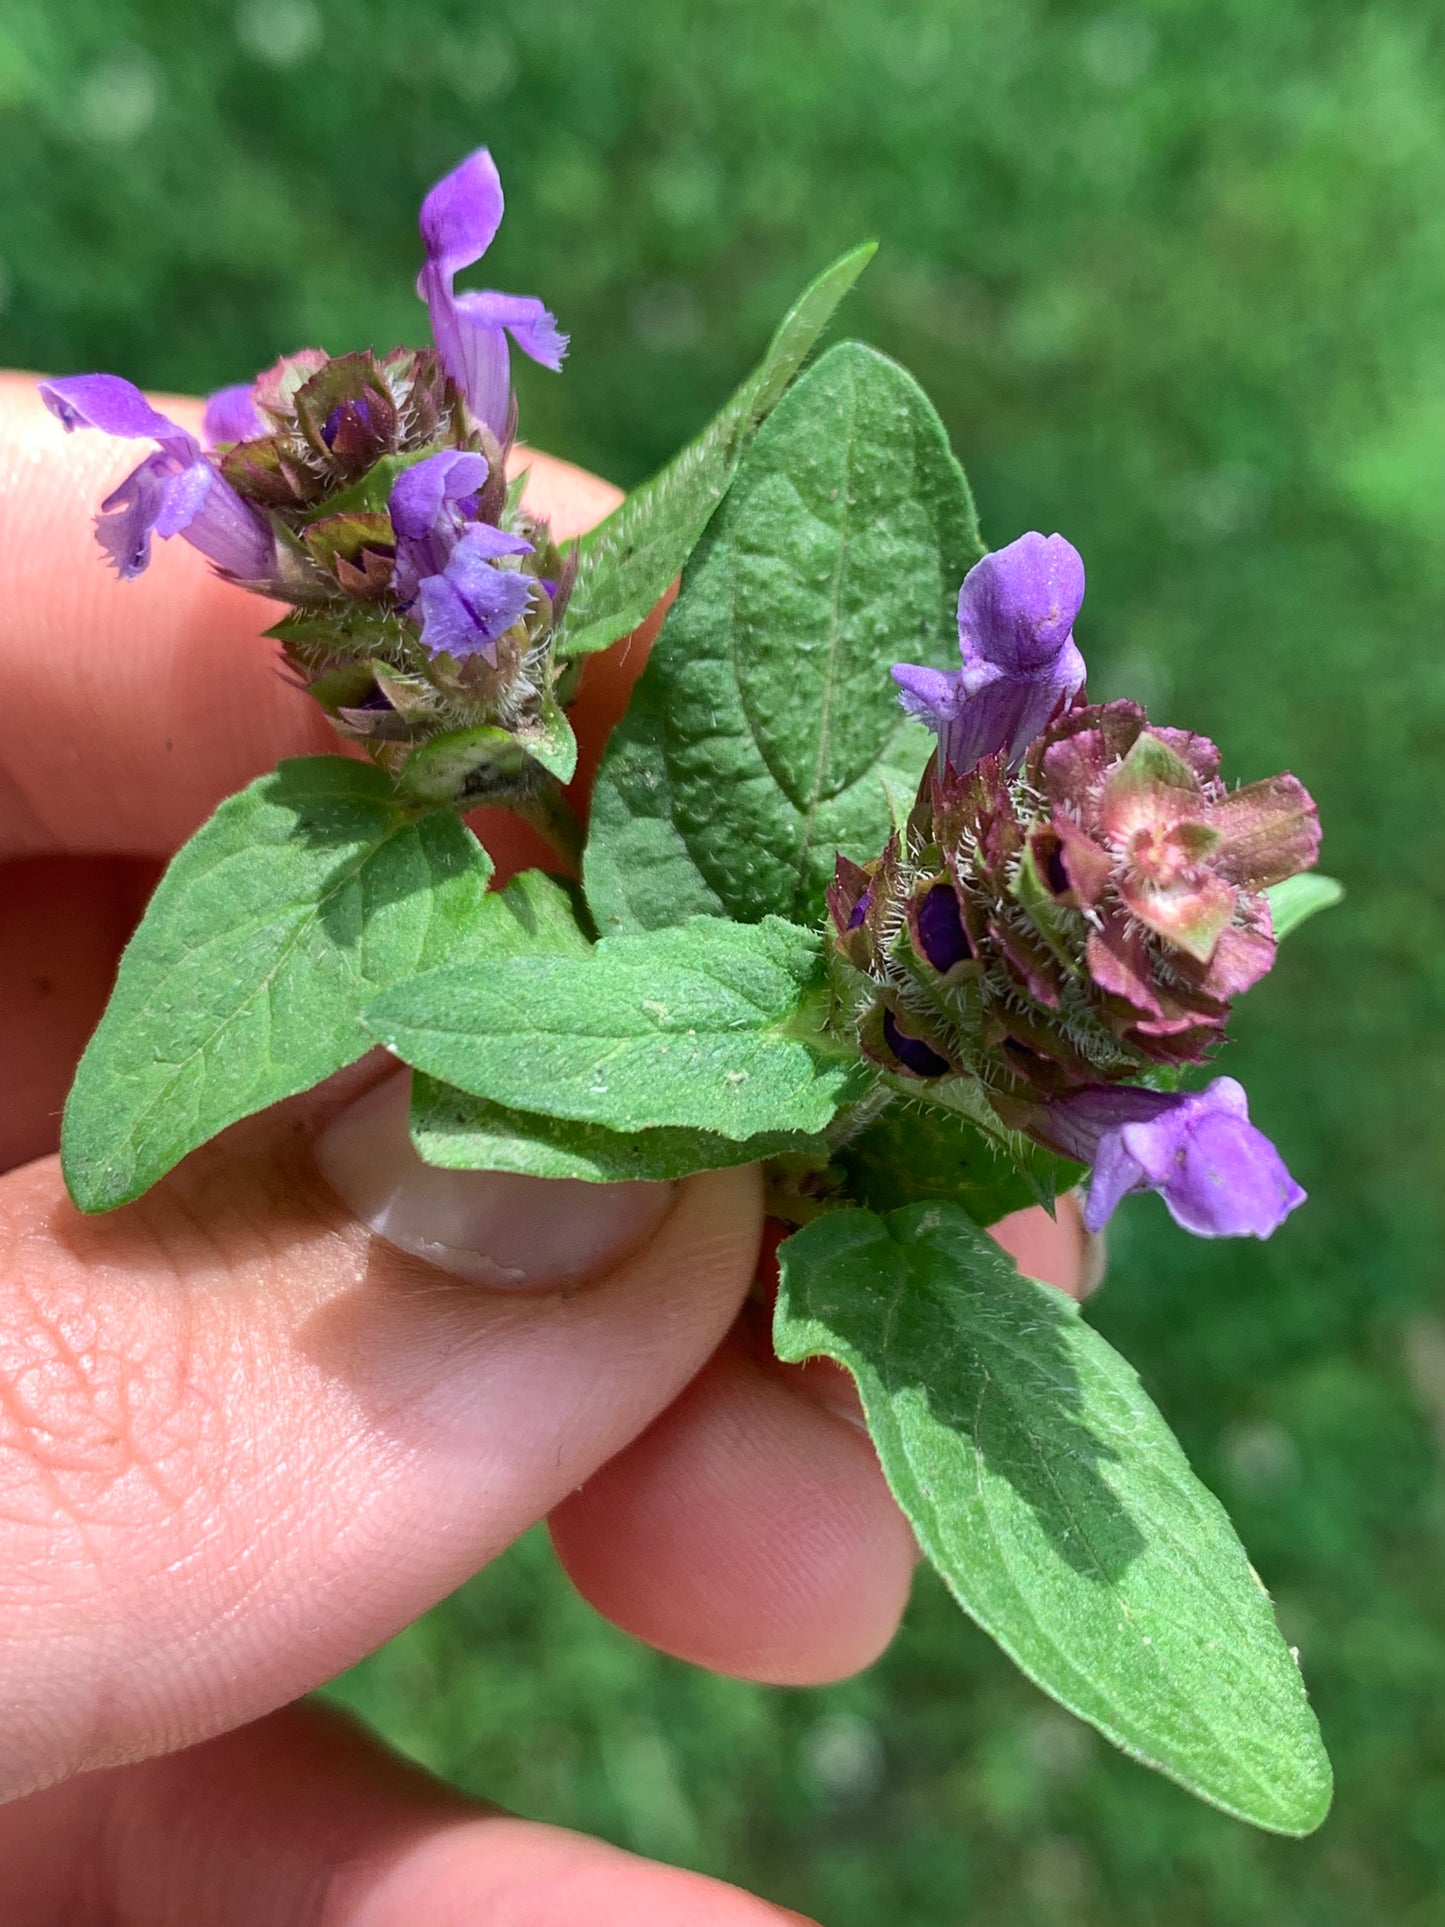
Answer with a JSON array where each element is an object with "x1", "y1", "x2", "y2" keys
[
  {"x1": 1043, "y1": 1077, "x2": 1305, "y2": 1239},
  {"x1": 202, "y1": 382, "x2": 264, "y2": 446},
  {"x1": 39, "y1": 374, "x2": 197, "y2": 461},
  {"x1": 416, "y1": 523, "x2": 535, "y2": 662}
]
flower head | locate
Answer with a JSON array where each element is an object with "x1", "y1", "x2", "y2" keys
[
  {"x1": 417, "y1": 148, "x2": 567, "y2": 436},
  {"x1": 1034, "y1": 1078, "x2": 1306, "y2": 1238},
  {"x1": 833, "y1": 530, "x2": 1321, "y2": 1111},
  {"x1": 892, "y1": 532, "x2": 1086, "y2": 776}
]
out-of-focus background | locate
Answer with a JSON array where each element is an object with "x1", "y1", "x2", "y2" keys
[{"x1": 4, "y1": 1, "x2": 1443, "y2": 1918}]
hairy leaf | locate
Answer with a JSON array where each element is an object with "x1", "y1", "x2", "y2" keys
[
  {"x1": 837, "y1": 1099, "x2": 1083, "y2": 1223},
  {"x1": 557, "y1": 244, "x2": 876, "y2": 661},
  {"x1": 775, "y1": 1205, "x2": 1333, "y2": 1835},
  {"x1": 410, "y1": 1078, "x2": 821, "y2": 1181},
  {"x1": 585, "y1": 340, "x2": 982, "y2": 936},
  {"x1": 62, "y1": 757, "x2": 494, "y2": 1212},
  {"x1": 368, "y1": 915, "x2": 869, "y2": 1139}
]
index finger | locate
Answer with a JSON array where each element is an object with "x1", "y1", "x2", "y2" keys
[{"x1": 0, "y1": 372, "x2": 647, "y2": 863}]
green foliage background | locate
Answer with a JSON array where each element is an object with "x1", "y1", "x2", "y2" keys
[{"x1": 4, "y1": 0, "x2": 1443, "y2": 1917}]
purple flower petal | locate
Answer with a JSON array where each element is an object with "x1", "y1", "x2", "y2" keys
[
  {"x1": 416, "y1": 151, "x2": 566, "y2": 434},
  {"x1": 95, "y1": 453, "x2": 173, "y2": 578},
  {"x1": 418, "y1": 148, "x2": 505, "y2": 279},
  {"x1": 174, "y1": 466, "x2": 277, "y2": 579},
  {"x1": 1042, "y1": 1077, "x2": 1305, "y2": 1239},
  {"x1": 201, "y1": 382, "x2": 264, "y2": 446},
  {"x1": 456, "y1": 290, "x2": 569, "y2": 371},
  {"x1": 958, "y1": 531, "x2": 1085, "y2": 677},
  {"x1": 39, "y1": 373, "x2": 197, "y2": 462},
  {"x1": 881, "y1": 1009, "x2": 952, "y2": 1078},
  {"x1": 388, "y1": 450, "x2": 490, "y2": 540},
  {"x1": 893, "y1": 532, "x2": 1087, "y2": 776},
  {"x1": 427, "y1": 287, "x2": 512, "y2": 435},
  {"x1": 913, "y1": 881, "x2": 973, "y2": 973},
  {"x1": 416, "y1": 523, "x2": 535, "y2": 662}
]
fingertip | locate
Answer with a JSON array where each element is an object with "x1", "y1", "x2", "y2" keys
[
  {"x1": 551, "y1": 1335, "x2": 916, "y2": 1687},
  {"x1": 989, "y1": 1193, "x2": 1096, "y2": 1299}
]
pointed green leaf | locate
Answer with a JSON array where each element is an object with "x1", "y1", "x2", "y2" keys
[
  {"x1": 557, "y1": 244, "x2": 877, "y2": 661},
  {"x1": 468, "y1": 868, "x2": 595, "y2": 959},
  {"x1": 62, "y1": 757, "x2": 494, "y2": 1212},
  {"x1": 1265, "y1": 872, "x2": 1344, "y2": 940},
  {"x1": 584, "y1": 340, "x2": 982, "y2": 936},
  {"x1": 774, "y1": 1204, "x2": 1333, "y2": 1835},
  {"x1": 405, "y1": 872, "x2": 813, "y2": 1176},
  {"x1": 367, "y1": 915, "x2": 869, "y2": 1140},
  {"x1": 410, "y1": 1078, "x2": 820, "y2": 1181}
]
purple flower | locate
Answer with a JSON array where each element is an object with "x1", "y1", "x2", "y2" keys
[
  {"x1": 1041, "y1": 1077, "x2": 1306, "y2": 1239},
  {"x1": 892, "y1": 532, "x2": 1087, "y2": 775},
  {"x1": 388, "y1": 452, "x2": 534, "y2": 662},
  {"x1": 39, "y1": 373, "x2": 274, "y2": 581},
  {"x1": 416, "y1": 524, "x2": 537, "y2": 663},
  {"x1": 417, "y1": 149, "x2": 567, "y2": 436},
  {"x1": 201, "y1": 382, "x2": 265, "y2": 446}
]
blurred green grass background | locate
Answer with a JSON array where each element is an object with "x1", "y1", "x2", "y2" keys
[{"x1": 4, "y1": 0, "x2": 1444, "y2": 1918}]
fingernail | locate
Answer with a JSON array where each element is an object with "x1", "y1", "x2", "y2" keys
[{"x1": 314, "y1": 1071, "x2": 673, "y2": 1290}]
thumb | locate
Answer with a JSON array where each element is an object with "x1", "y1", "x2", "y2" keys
[{"x1": 0, "y1": 1065, "x2": 760, "y2": 1800}]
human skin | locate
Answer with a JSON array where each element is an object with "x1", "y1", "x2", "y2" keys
[{"x1": 0, "y1": 373, "x2": 1084, "y2": 1924}]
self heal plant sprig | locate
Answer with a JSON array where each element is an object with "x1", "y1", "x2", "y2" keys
[{"x1": 53, "y1": 159, "x2": 1344, "y2": 1837}]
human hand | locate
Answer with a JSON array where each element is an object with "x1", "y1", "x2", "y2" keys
[{"x1": 0, "y1": 374, "x2": 1085, "y2": 1924}]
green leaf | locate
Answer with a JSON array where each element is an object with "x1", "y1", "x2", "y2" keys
[
  {"x1": 410, "y1": 1077, "x2": 820, "y2": 1181},
  {"x1": 837, "y1": 1099, "x2": 1083, "y2": 1223},
  {"x1": 584, "y1": 340, "x2": 983, "y2": 936},
  {"x1": 367, "y1": 914, "x2": 870, "y2": 1140},
  {"x1": 774, "y1": 1205, "x2": 1332, "y2": 1835},
  {"x1": 407, "y1": 872, "x2": 816, "y2": 1177},
  {"x1": 1265, "y1": 872, "x2": 1344, "y2": 940},
  {"x1": 556, "y1": 244, "x2": 877, "y2": 661},
  {"x1": 62, "y1": 757, "x2": 494, "y2": 1213},
  {"x1": 468, "y1": 868, "x2": 595, "y2": 959}
]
